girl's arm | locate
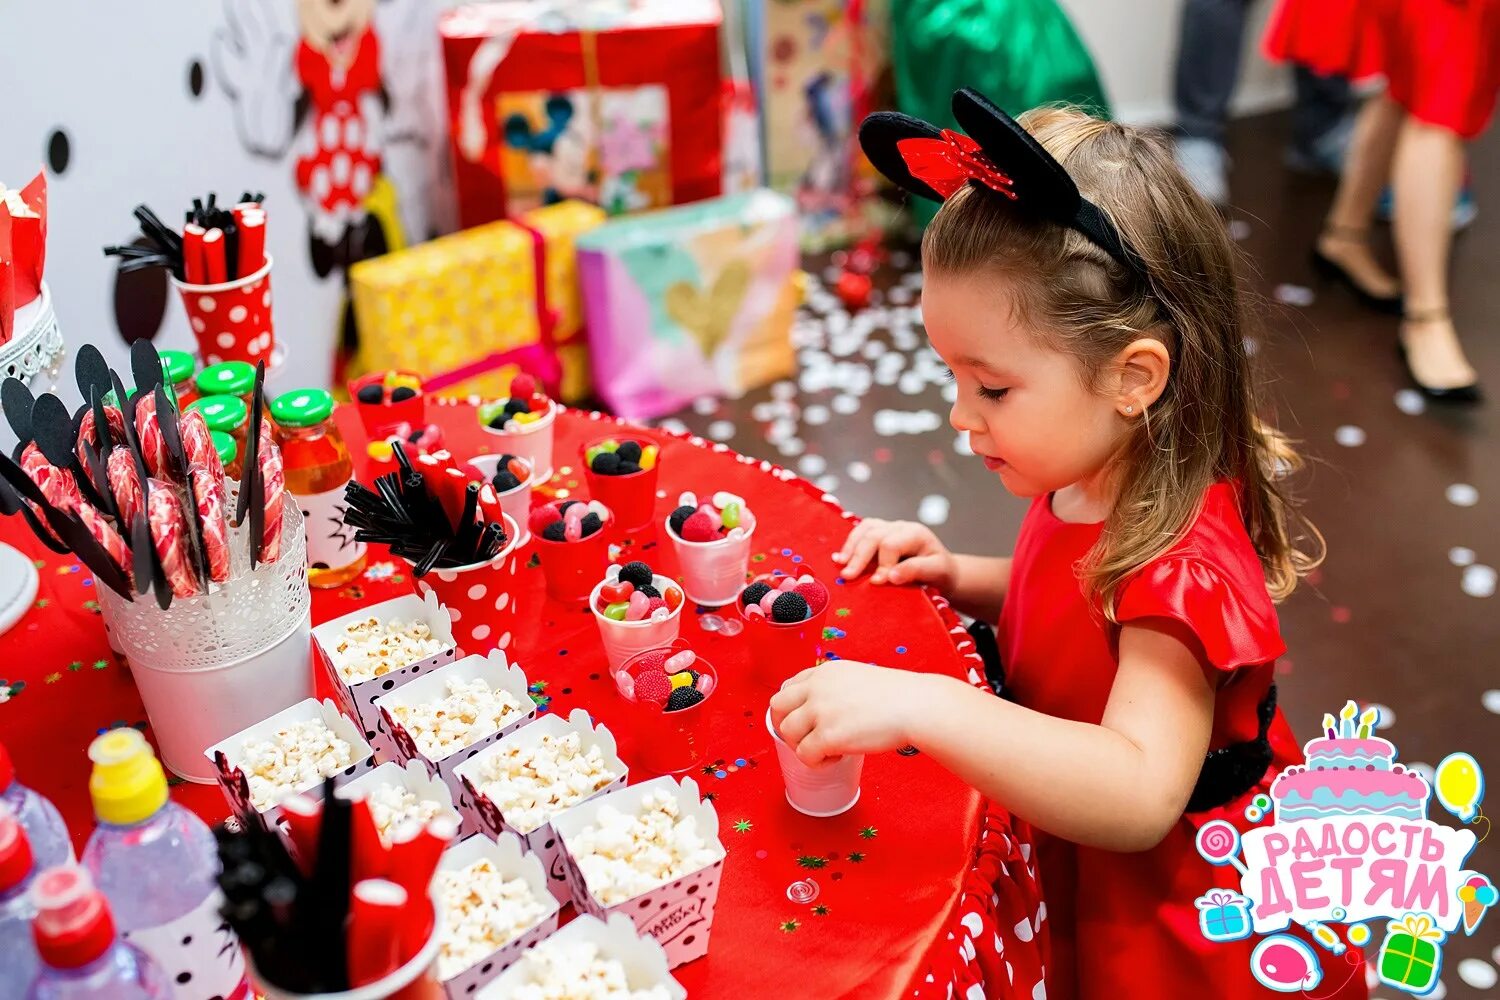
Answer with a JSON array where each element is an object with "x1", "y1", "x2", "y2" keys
[
  {"x1": 943, "y1": 554, "x2": 1012, "y2": 622},
  {"x1": 771, "y1": 618, "x2": 1215, "y2": 853}
]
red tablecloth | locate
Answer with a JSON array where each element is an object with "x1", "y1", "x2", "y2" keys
[{"x1": 0, "y1": 402, "x2": 1045, "y2": 999}]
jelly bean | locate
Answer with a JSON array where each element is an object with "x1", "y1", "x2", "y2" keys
[
  {"x1": 669, "y1": 671, "x2": 694, "y2": 690},
  {"x1": 746, "y1": 604, "x2": 766, "y2": 618},
  {"x1": 721, "y1": 502, "x2": 741, "y2": 529},
  {"x1": 627, "y1": 592, "x2": 651, "y2": 621},
  {"x1": 778, "y1": 577, "x2": 798, "y2": 592},
  {"x1": 640, "y1": 445, "x2": 659, "y2": 470},
  {"x1": 698, "y1": 503, "x2": 717, "y2": 520},
  {"x1": 514, "y1": 411, "x2": 540, "y2": 425},
  {"x1": 477, "y1": 401, "x2": 506, "y2": 425},
  {"x1": 605, "y1": 563, "x2": 622, "y2": 583},
  {"x1": 618, "y1": 673, "x2": 635, "y2": 700},
  {"x1": 664, "y1": 650, "x2": 696, "y2": 674},
  {"x1": 506, "y1": 458, "x2": 531, "y2": 480},
  {"x1": 664, "y1": 586, "x2": 683, "y2": 611},
  {"x1": 565, "y1": 504, "x2": 586, "y2": 526},
  {"x1": 696, "y1": 673, "x2": 716, "y2": 697},
  {"x1": 565, "y1": 518, "x2": 583, "y2": 542},
  {"x1": 600, "y1": 581, "x2": 633, "y2": 605},
  {"x1": 604, "y1": 601, "x2": 630, "y2": 621},
  {"x1": 758, "y1": 591, "x2": 778, "y2": 614},
  {"x1": 798, "y1": 574, "x2": 815, "y2": 585},
  {"x1": 727, "y1": 527, "x2": 746, "y2": 540},
  {"x1": 678, "y1": 491, "x2": 698, "y2": 509},
  {"x1": 587, "y1": 500, "x2": 611, "y2": 521}
]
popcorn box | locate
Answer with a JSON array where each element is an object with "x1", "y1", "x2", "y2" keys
[
  {"x1": 206, "y1": 698, "x2": 376, "y2": 827},
  {"x1": 312, "y1": 591, "x2": 460, "y2": 760},
  {"x1": 477, "y1": 913, "x2": 686, "y2": 1000},
  {"x1": 374, "y1": 650, "x2": 537, "y2": 832},
  {"x1": 553, "y1": 776, "x2": 726, "y2": 969},
  {"x1": 437, "y1": 831, "x2": 561, "y2": 998},
  {"x1": 334, "y1": 760, "x2": 464, "y2": 845},
  {"x1": 455, "y1": 709, "x2": 630, "y2": 905}
]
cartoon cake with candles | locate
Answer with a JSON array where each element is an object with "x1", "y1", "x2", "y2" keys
[{"x1": 1270, "y1": 702, "x2": 1431, "y2": 823}]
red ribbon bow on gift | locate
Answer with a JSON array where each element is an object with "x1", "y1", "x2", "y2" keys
[{"x1": 896, "y1": 129, "x2": 1018, "y2": 201}]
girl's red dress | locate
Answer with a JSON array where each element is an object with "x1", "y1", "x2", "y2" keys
[
  {"x1": 1265, "y1": 0, "x2": 1500, "y2": 139},
  {"x1": 996, "y1": 483, "x2": 1369, "y2": 999}
]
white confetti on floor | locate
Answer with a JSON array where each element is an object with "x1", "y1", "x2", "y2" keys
[
  {"x1": 1334, "y1": 425, "x2": 1366, "y2": 447},
  {"x1": 1446, "y1": 483, "x2": 1479, "y2": 507},
  {"x1": 655, "y1": 418, "x2": 689, "y2": 436},
  {"x1": 831, "y1": 394, "x2": 861, "y2": 415},
  {"x1": 1457, "y1": 958, "x2": 1498, "y2": 990},
  {"x1": 1243, "y1": 337, "x2": 1259, "y2": 357},
  {"x1": 803, "y1": 405, "x2": 830, "y2": 426},
  {"x1": 874, "y1": 409, "x2": 944, "y2": 436},
  {"x1": 707, "y1": 420, "x2": 735, "y2": 442},
  {"x1": 953, "y1": 431, "x2": 974, "y2": 456},
  {"x1": 798, "y1": 454, "x2": 828, "y2": 477},
  {"x1": 861, "y1": 339, "x2": 888, "y2": 360},
  {"x1": 888, "y1": 285, "x2": 913, "y2": 305},
  {"x1": 1393, "y1": 389, "x2": 1427, "y2": 415},
  {"x1": 692, "y1": 395, "x2": 718, "y2": 415},
  {"x1": 1481, "y1": 690, "x2": 1500, "y2": 715},
  {"x1": 1228, "y1": 219, "x2": 1252, "y2": 242},
  {"x1": 777, "y1": 437, "x2": 806, "y2": 458},
  {"x1": 771, "y1": 381, "x2": 797, "y2": 402},
  {"x1": 1273, "y1": 284, "x2": 1315, "y2": 307},
  {"x1": 1426, "y1": 978, "x2": 1446, "y2": 999},
  {"x1": 889, "y1": 249, "x2": 913, "y2": 269},
  {"x1": 815, "y1": 474, "x2": 840, "y2": 493},
  {"x1": 846, "y1": 461, "x2": 872, "y2": 483},
  {"x1": 1461, "y1": 564, "x2": 1496, "y2": 598},
  {"x1": 918, "y1": 494, "x2": 950, "y2": 526},
  {"x1": 1449, "y1": 547, "x2": 1476, "y2": 567}
]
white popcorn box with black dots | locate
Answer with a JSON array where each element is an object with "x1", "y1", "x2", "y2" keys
[
  {"x1": 437, "y1": 831, "x2": 561, "y2": 999},
  {"x1": 374, "y1": 649, "x2": 536, "y2": 834},
  {"x1": 552, "y1": 776, "x2": 726, "y2": 970},
  {"x1": 454, "y1": 709, "x2": 629, "y2": 906},
  {"x1": 206, "y1": 697, "x2": 376, "y2": 828},
  {"x1": 334, "y1": 759, "x2": 464, "y2": 844},
  {"x1": 477, "y1": 912, "x2": 686, "y2": 1000},
  {"x1": 311, "y1": 590, "x2": 460, "y2": 761}
]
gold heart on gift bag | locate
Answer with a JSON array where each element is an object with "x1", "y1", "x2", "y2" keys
[{"x1": 664, "y1": 259, "x2": 752, "y2": 358}]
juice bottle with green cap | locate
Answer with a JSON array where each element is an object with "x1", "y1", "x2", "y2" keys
[
  {"x1": 183, "y1": 396, "x2": 248, "y2": 480},
  {"x1": 79, "y1": 730, "x2": 246, "y2": 998},
  {"x1": 193, "y1": 360, "x2": 256, "y2": 403},
  {"x1": 270, "y1": 387, "x2": 366, "y2": 588},
  {"x1": 208, "y1": 430, "x2": 239, "y2": 481},
  {"x1": 156, "y1": 351, "x2": 198, "y2": 409}
]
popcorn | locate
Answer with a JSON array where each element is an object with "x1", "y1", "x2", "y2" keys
[
  {"x1": 568, "y1": 791, "x2": 718, "y2": 905},
  {"x1": 438, "y1": 859, "x2": 550, "y2": 980},
  {"x1": 504, "y1": 939, "x2": 672, "y2": 1000},
  {"x1": 240, "y1": 719, "x2": 354, "y2": 810},
  {"x1": 475, "y1": 732, "x2": 622, "y2": 834},
  {"x1": 329, "y1": 615, "x2": 448, "y2": 683},
  {"x1": 391, "y1": 677, "x2": 526, "y2": 760},
  {"x1": 365, "y1": 783, "x2": 445, "y2": 845}
]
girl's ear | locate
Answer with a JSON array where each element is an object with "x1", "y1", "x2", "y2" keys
[{"x1": 1112, "y1": 334, "x2": 1171, "y2": 416}]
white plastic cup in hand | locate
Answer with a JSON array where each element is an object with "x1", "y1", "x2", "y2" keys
[{"x1": 766, "y1": 708, "x2": 863, "y2": 817}]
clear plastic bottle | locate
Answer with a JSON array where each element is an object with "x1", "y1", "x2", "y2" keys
[
  {"x1": 0, "y1": 740, "x2": 74, "y2": 873},
  {"x1": 1, "y1": 804, "x2": 41, "y2": 1000},
  {"x1": 79, "y1": 731, "x2": 246, "y2": 998},
  {"x1": 26, "y1": 865, "x2": 168, "y2": 999}
]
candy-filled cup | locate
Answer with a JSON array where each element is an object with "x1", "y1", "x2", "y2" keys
[
  {"x1": 590, "y1": 574, "x2": 683, "y2": 673},
  {"x1": 348, "y1": 369, "x2": 425, "y2": 439},
  {"x1": 580, "y1": 437, "x2": 660, "y2": 533},
  {"x1": 407, "y1": 514, "x2": 522, "y2": 654},
  {"x1": 739, "y1": 593, "x2": 828, "y2": 689},
  {"x1": 664, "y1": 512, "x2": 755, "y2": 607},
  {"x1": 480, "y1": 398, "x2": 557, "y2": 484},
  {"x1": 767, "y1": 707, "x2": 864, "y2": 817},
  {"x1": 469, "y1": 454, "x2": 535, "y2": 548},
  {"x1": 535, "y1": 510, "x2": 614, "y2": 603},
  {"x1": 615, "y1": 641, "x2": 717, "y2": 775}
]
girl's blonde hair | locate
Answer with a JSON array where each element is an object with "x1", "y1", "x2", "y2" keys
[{"x1": 923, "y1": 106, "x2": 1323, "y2": 618}]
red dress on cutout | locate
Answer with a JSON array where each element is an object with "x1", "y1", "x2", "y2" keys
[{"x1": 996, "y1": 484, "x2": 1369, "y2": 999}]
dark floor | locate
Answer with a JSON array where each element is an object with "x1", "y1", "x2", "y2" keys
[{"x1": 661, "y1": 110, "x2": 1500, "y2": 997}]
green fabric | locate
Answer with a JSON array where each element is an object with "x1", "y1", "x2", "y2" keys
[{"x1": 890, "y1": 0, "x2": 1111, "y2": 225}]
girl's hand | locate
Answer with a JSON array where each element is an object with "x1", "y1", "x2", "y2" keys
[
  {"x1": 769, "y1": 661, "x2": 934, "y2": 765},
  {"x1": 832, "y1": 519, "x2": 956, "y2": 589}
]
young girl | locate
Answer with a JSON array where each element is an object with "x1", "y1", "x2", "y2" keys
[{"x1": 770, "y1": 91, "x2": 1367, "y2": 998}]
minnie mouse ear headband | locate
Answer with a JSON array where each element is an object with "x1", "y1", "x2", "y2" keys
[{"x1": 859, "y1": 88, "x2": 1147, "y2": 281}]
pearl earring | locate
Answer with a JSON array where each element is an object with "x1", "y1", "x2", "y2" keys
[{"x1": 1124, "y1": 405, "x2": 1134, "y2": 414}]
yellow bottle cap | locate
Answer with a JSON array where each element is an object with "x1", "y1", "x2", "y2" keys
[{"x1": 87, "y1": 730, "x2": 168, "y2": 826}]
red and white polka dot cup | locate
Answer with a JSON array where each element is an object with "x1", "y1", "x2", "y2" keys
[
  {"x1": 408, "y1": 513, "x2": 522, "y2": 654},
  {"x1": 172, "y1": 254, "x2": 275, "y2": 367}
]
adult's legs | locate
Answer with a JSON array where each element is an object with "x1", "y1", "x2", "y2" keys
[
  {"x1": 1392, "y1": 120, "x2": 1477, "y2": 391},
  {"x1": 1287, "y1": 66, "x2": 1356, "y2": 171},
  {"x1": 1317, "y1": 93, "x2": 1404, "y2": 298},
  {"x1": 1173, "y1": 0, "x2": 1251, "y2": 204}
]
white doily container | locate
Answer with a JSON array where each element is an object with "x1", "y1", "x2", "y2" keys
[{"x1": 98, "y1": 495, "x2": 313, "y2": 783}]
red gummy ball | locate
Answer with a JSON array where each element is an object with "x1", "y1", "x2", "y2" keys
[
  {"x1": 793, "y1": 581, "x2": 828, "y2": 615},
  {"x1": 633, "y1": 670, "x2": 672, "y2": 707},
  {"x1": 835, "y1": 271, "x2": 872, "y2": 310},
  {"x1": 509, "y1": 373, "x2": 537, "y2": 400},
  {"x1": 680, "y1": 510, "x2": 719, "y2": 542},
  {"x1": 529, "y1": 502, "x2": 561, "y2": 534}
]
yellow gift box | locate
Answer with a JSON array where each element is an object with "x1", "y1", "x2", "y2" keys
[{"x1": 350, "y1": 200, "x2": 604, "y2": 401}]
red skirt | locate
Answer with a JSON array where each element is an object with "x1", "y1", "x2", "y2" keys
[{"x1": 1263, "y1": 0, "x2": 1385, "y2": 80}]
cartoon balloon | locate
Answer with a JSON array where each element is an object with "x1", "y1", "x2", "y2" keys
[
  {"x1": 1434, "y1": 752, "x2": 1485, "y2": 822},
  {"x1": 1251, "y1": 935, "x2": 1323, "y2": 992}
]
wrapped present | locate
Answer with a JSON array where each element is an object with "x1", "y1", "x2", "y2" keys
[
  {"x1": 521, "y1": 200, "x2": 607, "y2": 402},
  {"x1": 350, "y1": 200, "x2": 602, "y2": 401},
  {"x1": 0, "y1": 171, "x2": 47, "y2": 345},
  {"x1": 1377, "y1": 914, "x2": 1445, "y2": 994},
  {"x1": 442, "y1": 1, "x2": 723, "y2": 228},
  {"x1": 576, "y1": 189, "x2": 799, "y2": 422},
  {"x1": 1194, "y1": 890, "x2": 1252, "y2": 943}
]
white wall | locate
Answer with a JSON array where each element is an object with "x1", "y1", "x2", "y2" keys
[{"x1": 1057, "y1": 0, "x2": 1293, "y2": 125}]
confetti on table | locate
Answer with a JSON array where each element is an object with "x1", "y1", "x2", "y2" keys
[
  {"x1": 1273, "y1": 284, "x2": 1315, "y2": 307},
  {"x1": 1449, "y1": 547, "x2": 1476, "y2": 567},
  {"x1": 918, "y1": 495, "x2": 950, "y2": 526},
  {"x1": 708, "y1": 420, "x2": 736, "y2": 441},
  {"x1": 846, "y1": 461, "x2": 871, "y2": 483},
  {"x1": 1394, "y1": 389, "x2": 1426, "y2": 415}
]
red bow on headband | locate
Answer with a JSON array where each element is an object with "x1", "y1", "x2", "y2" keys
[{"x1": 896, "y1": 129, "x2": 1018, "y2": 201}]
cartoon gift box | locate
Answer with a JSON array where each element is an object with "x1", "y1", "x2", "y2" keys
[
  {"x1": 1195, "y1": 890, "x2": 1252, "y2": 943},
  {"x1": 1377, "y1": 914, "x2": 1446, "y2": 995},
  {"x1": 440, "y1": 0, "x2": 723, "y2": 228},
  {"x1": 576, "y1": 189, "x2": 800, "y2": 421}
]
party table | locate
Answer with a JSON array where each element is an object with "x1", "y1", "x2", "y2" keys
[{"x1": 0, "y1": 401, "x2": 1046, "y2": 999}]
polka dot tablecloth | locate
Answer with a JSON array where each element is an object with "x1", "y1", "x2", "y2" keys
[{"x1": 0, "y1": 402, "x2": 1046, "y2": 999}]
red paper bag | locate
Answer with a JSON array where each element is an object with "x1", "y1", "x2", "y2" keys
[
  {"x1": 442, "y1": 1, "x2": 723, "y2": 228},
  {"x1": 0, "y1": 170, "x2": 47, "y2": 344}
]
